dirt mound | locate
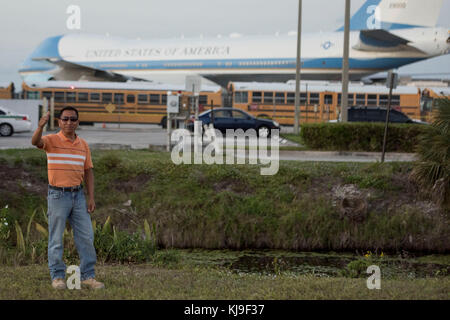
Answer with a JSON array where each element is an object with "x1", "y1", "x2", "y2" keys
[
  {"x1": 332, "y1": 184, "x2": 369, "y2": 222},
  {"x1": 114, "y1": 173, "x2": 153, "y2": 193},
  {"x1": 0, "y1": 164, "x2": 47, "y2": 198}
]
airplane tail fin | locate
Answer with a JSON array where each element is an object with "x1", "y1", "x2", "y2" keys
[{"x1": 337, "y1": 0, "x2": 443, "y2": 31}]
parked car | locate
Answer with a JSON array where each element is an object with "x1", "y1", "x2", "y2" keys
[
  {"x1": 329, "y1": 106, "x2": 424, "y2": 124},
  {"x1": 187, "y1": 108, "x2": 280, "y2": 137},
  {"x1": 0, "y1": 106, "x2": 32, "y2": 136}
]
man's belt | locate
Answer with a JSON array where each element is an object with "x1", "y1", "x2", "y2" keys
[{"x1": 48, "y1": 184, "x2": 83, "y2": 192}]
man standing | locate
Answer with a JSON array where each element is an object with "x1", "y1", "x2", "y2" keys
[{"x1": 32, "y1": 106, "x2": 104, "y2": 290}]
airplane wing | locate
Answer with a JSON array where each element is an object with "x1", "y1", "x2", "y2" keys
[
  {"x1": 353, "y1": 29, "x2": 426, "y2": 54},
  {"x1": 32, "y1": 57, "x2": 147, "y2": 82}
]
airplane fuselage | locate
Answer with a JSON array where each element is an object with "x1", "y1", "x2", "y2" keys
[{"x1": 19, "y1": 27, "x2": 450, "y2": 86}]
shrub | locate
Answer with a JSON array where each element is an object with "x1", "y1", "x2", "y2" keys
[
  {"x1": 299, "y1": 122, "x2": 427, "y2": 152},
  {"x1": 411, "y1": 98, "x2": 450, "y2": 208}
]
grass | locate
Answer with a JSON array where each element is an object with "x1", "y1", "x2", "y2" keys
[
  {"x1": 0, "y1": 262, "x2": 448, "y2": 299},
  {"x1": 1, "y1": 148, "x2": 448, "y2": 300},
  {"x1": 0, "y1": 149, "x2": 448, "y2": 255}
]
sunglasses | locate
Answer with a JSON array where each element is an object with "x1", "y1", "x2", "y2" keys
[{"x1": 60, "y1": 117, "x2": 78, "y2": 122}]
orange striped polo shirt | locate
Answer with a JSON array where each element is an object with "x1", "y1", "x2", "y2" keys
[{"x1": 40, "y1": 130, "x2": 93, "y2": 187}]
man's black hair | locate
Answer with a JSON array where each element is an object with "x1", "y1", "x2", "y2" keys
[{"x1": 58, "y1": 106, "x2": 79, "y2": 119}]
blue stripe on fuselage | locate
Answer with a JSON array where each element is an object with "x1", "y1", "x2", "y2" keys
[{"x1": 72, "y1": 57, "x2": 424, "y2": 71}]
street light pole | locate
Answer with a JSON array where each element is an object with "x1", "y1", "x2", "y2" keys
[
  {"x1": 341, "y1": 0, "x2": 351, "y2": 122},
  {"x1": 294, "y1": 0, "x2": 302, "y2": 134}
]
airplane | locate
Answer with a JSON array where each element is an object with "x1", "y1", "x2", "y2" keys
[{"x1": 19, "y1": 0, "x2": 450, "y2": 87}]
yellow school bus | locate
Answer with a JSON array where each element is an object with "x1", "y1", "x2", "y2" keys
[
  {"x1": 22, "y1": 81, "x2": 223, "y2": 126},
  {"x1": 0, "y1": 82, "x2": 14, "y2": 99},
  {"x1": 228, "y1": 81, "x2": 427, "y2": 124}
]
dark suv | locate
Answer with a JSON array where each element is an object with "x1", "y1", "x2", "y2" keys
[
  {"x1": 187, "y1": 108, "x2": 280, "y2": 137},
  {"x1": 348, "y1": 106, "x2": 414, "y2": 123}
]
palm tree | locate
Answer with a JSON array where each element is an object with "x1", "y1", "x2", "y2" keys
[{"x1": 411, "y1": 97, "x2": 450, "y2": 209}]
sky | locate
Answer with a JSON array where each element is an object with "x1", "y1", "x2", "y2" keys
[{"x1": 0, "y1": 0, "x2": 449, "y2": 88}]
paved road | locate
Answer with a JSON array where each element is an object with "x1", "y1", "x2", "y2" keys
[
  {"x1": 0, "y1": 125, "x2": 299, "y2": 149},
  {"x1": 0, "y1": 126, "x2": 416, "y2": 162}
]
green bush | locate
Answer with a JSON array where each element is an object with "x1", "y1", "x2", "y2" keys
[
  {"x1": 300, "y1": 122, "x2": 427, "y2": 152},
  {"x1": 94, "y1": 218, "x2": 157, "y2": 263},
  {"x1": 411, "y1": 98, "x2": 450, "y2": 208}
]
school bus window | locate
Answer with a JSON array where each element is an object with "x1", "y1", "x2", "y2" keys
[
  {"x1": 114, "y1": 93, "x2": 124, "y2": 104},
  {"x1": 300, "y1": 93, "x2": 307, "y2": 104},
  {"x1": 252, "y1": 92, "x2": 262, "y2": 103},
  {"x1": 356, "y1": 94, "x2": 365, "y2": 105},
  {"x1": 392, "y1": 95, "x2": 400, "y2": 105},
  {"x1": 199, "y1": 95, "x2": 208, "y2": 105},
  {"x1": 324, "y1": 94, "x2": 333, "y2": 104},
  {"x1": 367, "y1": 94, "x2": 377, "y2": 105},
  {"x1": 26, "y1": 91, "x2": 40, "y2": 99},
  {"x1": 379, "y1": 95, "x2": 388, "y2": 105},
  {"x1": 43, "y1": 91, "x2": 52, "y2": 100},
  {"x1": 338, "y1": 93, "x2": 354, "y2": 105},
  {"x1": 67, "y1": 92, "x2": 76, "y2": 102},
  {"x1": 138, "y1": 94, "x2": 148, "y2": 104},
  {"x1": 149, "y1": 94, "x2": 160, "y2": 105},
  {"x1": 102, "y1": 92, "x2": 112, "y2": 103},
  {"x1": 55, "y1": 91, "x2": 65, "y2": 102},
  {"x1": 275, "y1": 92, "x2": 285, "y2": 104},
  {"x1": 126, "y1": 94, "x2": 135, "y2": 103},
  {"x1": 286, "y1": 93, "x2": 295, "y2": 104},
  {"x1": 90, "y1": 93, "x2": 100, "y2": 102},
  {"x1": 78, "y1": 92, "x2": 88, "y2": 102},
  {"x1": 161, "y1": 94, "x2": 167, "y2": 105},
  {"x1": 309, "y1": 93, "x2": 319, "y2": 105},
  {"x1": 349, "y1": 94, "x2": 354, "y2": 105},
  {"x1": 264, "y1": 92, "x2": 274, "y2": 104},
  {"x1": 235, "y1": 91, "x2": 248, "y2": 104}
]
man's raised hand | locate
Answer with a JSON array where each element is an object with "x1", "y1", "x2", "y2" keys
[{"x1": 38, "y1": 111, "x2": 50, "y2": 129}]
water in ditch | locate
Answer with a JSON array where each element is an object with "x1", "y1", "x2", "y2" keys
[{"x1": 179, "y1": 249, "x2": 450, "y2": 278}]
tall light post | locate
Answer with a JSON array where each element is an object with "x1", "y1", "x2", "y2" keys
[
  {"x1": 294, "y1": 0, "x2": 302, "y2": 134},
  {"x1": 341, "y1": 0, "x2": 351, "y2": 122}
]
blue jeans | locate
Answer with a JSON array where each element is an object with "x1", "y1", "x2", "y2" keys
[{"x1": 47, "y1": 187, "x2": 97, "y2": 281}]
